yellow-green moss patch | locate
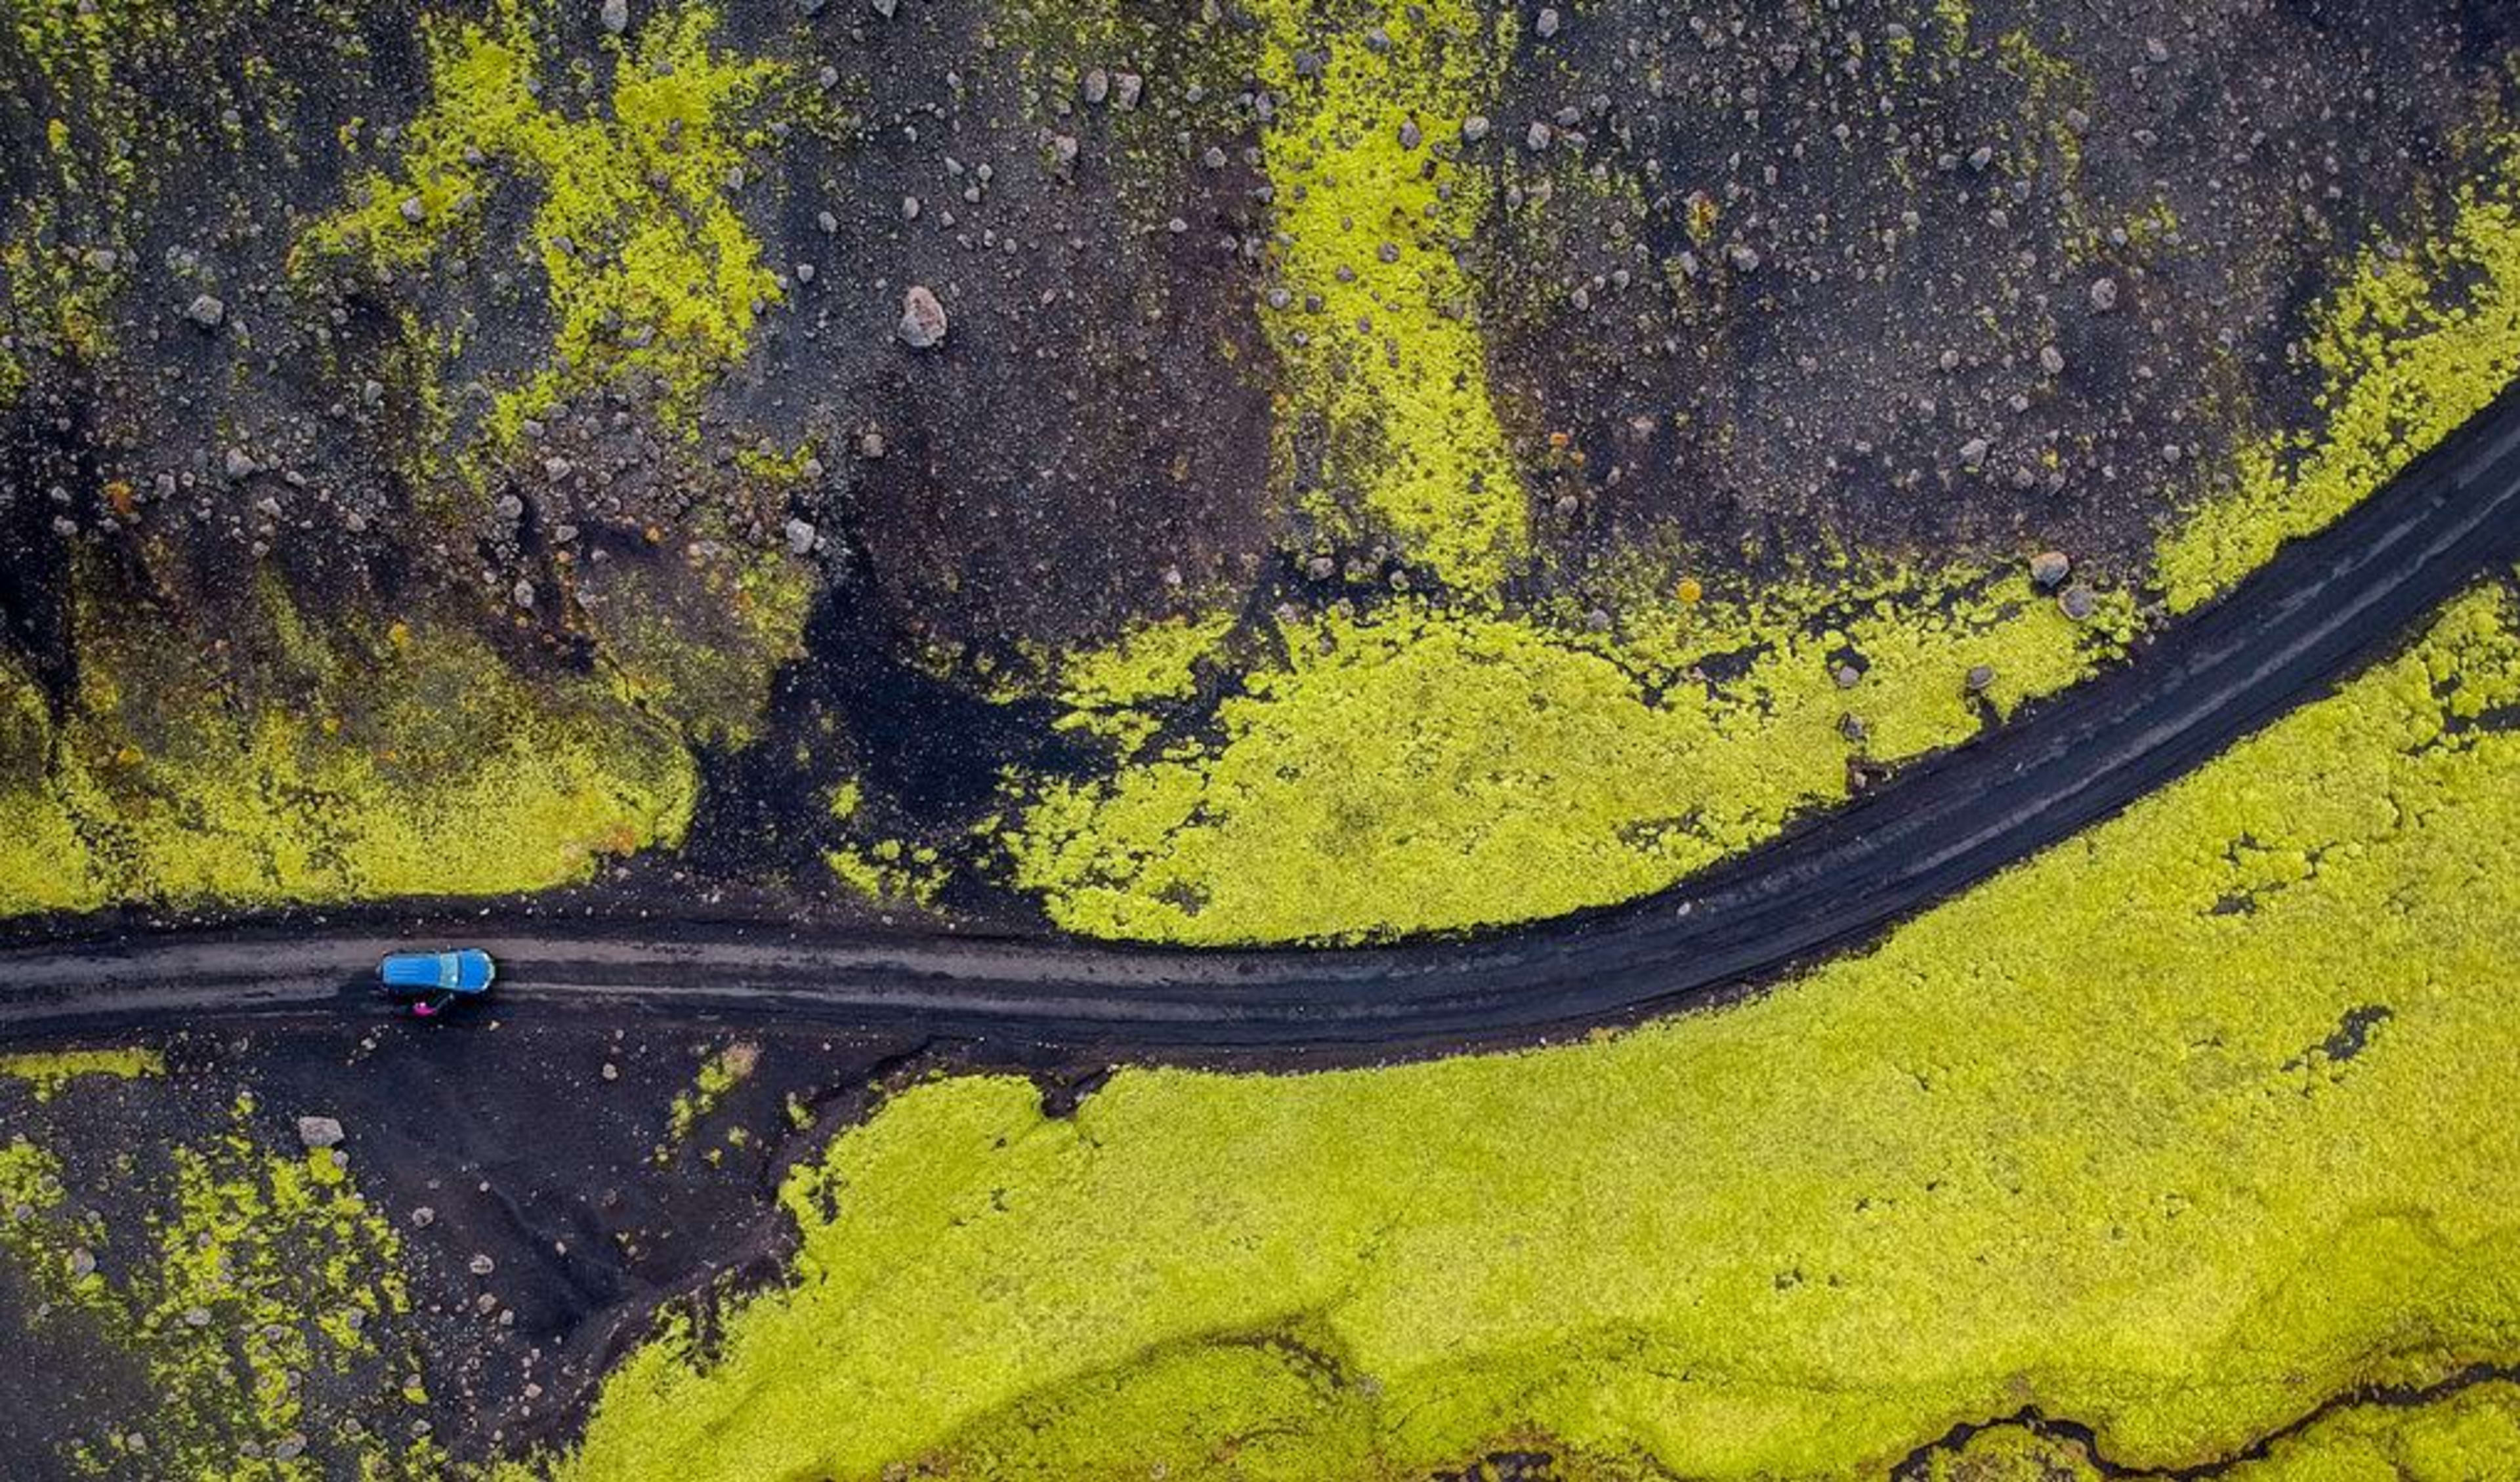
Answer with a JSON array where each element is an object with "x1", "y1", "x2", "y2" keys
[
  {"x1": 2158, "y1": 134, "x2": 2520, "y2": 609},
  {"x1": 660, "y1": 1041, "x2": 761, "y2": 1156},
  {"x1": 1250, "y1": 0, "x2": 1526, "y2": 590},
  {"x1": 0, "y1": 1095, "x2": 438, "y2": 1479},
  {"x1": 2225, "y1": 1380, "x2": 2520, "y2": 1480},
  {"x1": 545, "y1": 577, "x2": 2520, "y2": 1481},
  {"x1": 1, "y1": 1046, "x2": 165, "y2": 1100},
  {"x1": 298, "y1": 0, "x2": 785, "y2": 443},
  {"x1": 1007, "y1": 567, "x2": 2129, "y2": 943},
  {"x1": 0, "y1": 575, "x2": 695, "y2": 918}
]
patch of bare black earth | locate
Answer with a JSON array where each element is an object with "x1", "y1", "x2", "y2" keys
[
  {"x1": 0, "y1": 1018, "x2": 1060, "y2": 1477},
  {"x1": 1477, "y1": 0, "x2": 2520, "y2": 588}
]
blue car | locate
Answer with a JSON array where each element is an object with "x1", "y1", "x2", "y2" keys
[{"x1": 378, "y1": 949, "x2": 495, "y2": 1018}]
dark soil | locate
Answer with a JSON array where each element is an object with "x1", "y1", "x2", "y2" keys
[{"x1": 0, "y1": 1016, "x2": 982, "y2": 1476}]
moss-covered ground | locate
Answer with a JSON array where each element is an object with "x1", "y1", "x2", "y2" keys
[
  {"x1": 4, "y1": 0, "x2": 2517, "y2": 942},
  {"x1": 535, "y1": 573, "x2": 2520, "y2": 1478},
  {"x1": 296, "y1": 0, "x2": 790, "y2": 454},
  {"x1": 1008, "y1": 567, "x2": 2130, "y2": 941},
  {"x1": 0, "y1": 1073, "x2": 439, "y2": 1479},
  {"x1": 0, "y1": 574, "x2": 696, "y2": 918},
  {"x1": 981, "y1": 86, "x2": 2520, "y2": 947}
]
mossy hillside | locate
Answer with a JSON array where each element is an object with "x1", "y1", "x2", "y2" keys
[
  {"x1": 0, "y1": 574, "x2": 695, "y2": 917},
  {"x1": 996, "y1": 113, "x2": 2520, "y2": 947},
  {"x1": 2157, "y1": 132, "x2": 2520, "y2": 610},
  {"x1": 1007, "y1": 567, "x2": 2129, "y2": 943},
  {"x1": 1249, "y1": 0, "x2": 1527, "y2": 591},
  {"x1": 547, "y1": 579, "x2": 2520, "y2": 1481},
  {"x1": 0, "y1": 1086, "x2": 438, "y2": 1480},
  {"x1": 297, "y1": 0, "x2": 786, "y2": 448}
]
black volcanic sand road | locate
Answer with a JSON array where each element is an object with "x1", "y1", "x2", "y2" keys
[{"x1": 6, "y1": 376, "x2": 2520, "y2": 1063}]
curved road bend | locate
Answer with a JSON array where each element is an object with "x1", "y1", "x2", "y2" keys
[{"x1": 6, "y1": 382, "x2": 2520, "y2": 1059}]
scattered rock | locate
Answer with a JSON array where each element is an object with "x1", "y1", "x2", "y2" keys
[
  {"x1": 897, "y1": 285, "x2": 948, "y2": 348},
  {"x1": 1112, "y1": 72, "x2": 1143, "y2": 110},
  {"x1": 2039, "y1": 344, "x2": 2067, "y2": 377},
  {"x1": 2028, "y1": 550, "x2": 2071, "y2": 590},
  {"x1": 2144, "y1": 35, "x2": 2170, "y2": 64},
  {"x1": 224, "y1": 448, "x2": 257, "y2": 480},
  {"x1": 1965, "y1": 663, "x2": 1997, "y2": 693},
  {"x1": 600, "y1": 0, "x2": 629, "y2": 34},
  {"x1": 784, "y1": 518, "x2": 817, "y2": 554},
  {"x1": 410, "y1": 1206, "x2": 435, "y2": 1228},
  {"x1": 872, "y1": 0, "x2": 896, "y2": 16},
  {"x1": 859, "y1": 430, "x2": 887, "y2": 459},
  {"x1": 398, "y1": 196, "x2": 427, "y2": 225},
  {"x1": 68, "y1": 1248, "x2": 95, "y2": 1278},
  {"x1": 185, "y1": 294, "x2": 226, "y2": 328},
  {"x1": 2059, "y1": 584, "x2": 2099, "y2": 621},
  {"x1": 469, "y1": 1253, "x2": 496, "y2": 1277},
  {"x1": 511, "y1": 578, "x2": 536, "y2": 609},
  {"x1": 1833, "y1": 663, "x2": 1860, "y2": 690},
  {"x1": 1461, "y1": 115, "x2": 1491, "y2": 144},
  {"x1": 1727, "y1": 243, "x2": 1761, "y2": 272},
  {"x1": 1396, "y1": 119, "x2": 1421, "y2": 150},
  {"x1": 1083, "y1": 68, "x2": 1109, "y2": 106},
  {"x1": 1958, "y1": 436, "x2": 1990, "y2": 471},
  {"x1": 1536, "y1": 7, "x2": 1560, "y2": 38},
  {"x1": 2089, "y1": 277, "x2": 2120, "y2": 313},
  {"x1": 295, "y1": 1116, "x2": 345, "y2": 1150},
  {"x1": 1525, "y1": 120, "x2": 1552, "y2": 152}
]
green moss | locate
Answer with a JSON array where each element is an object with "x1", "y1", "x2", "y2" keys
[
  {"x1": 1, "y1": 1046, "x2": 165, "y2": 1101},
  {"x1": 0, "y1": 573, "x2": 695, "y2": 918},
  {"x1": 1006, "y1": 566, "x2": 2129, "y2": 943},
  {"x1": 545, "y1": 577, "x2": 2520, "y2": 1481},
  {"x1": 1934, "y1": 0, "x2": 1971, "y2": 55},
  {"x1": 2157, "y1": 134, "x2": 2520, "y2": 611},
  {"x1": 577, "y1": 544, "x2": 815, "y2": 751},
  {"x1": 0, "y1": 1095, "x2": 438, "y2": 1479},
  {"x1": 2225, "y1": 1382, "x2": 2520, "y2": 1480},
  {"x1": 297, "y1": 0, "x2": 785, "y2": 444},
  {"x1": 823, "y1": 776, "x2": 952, "y2": 907},
  {"x1": 1919, "y1": 1382, "x2": 2520, "y2": 1480},
  {"x1": 826, "y1": 835, "x2": 949, "y2": 909},
  {"x1": 1248, "y1": 0, "x2": 1526, "y2": 590},
  {"x1": 660, "y1": 1042, "x2": 759, "y2": 1155},
  {"x1": 1039, "y1": 610, "x2": 1234, "y2": 753}
]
